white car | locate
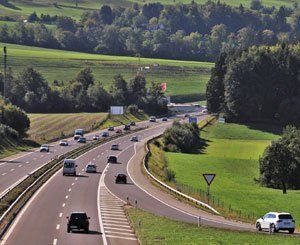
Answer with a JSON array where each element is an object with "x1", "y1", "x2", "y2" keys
[
  {"x1": 40, "y1": 144, "x2": 49, "y2": 152},
  {"x1": 59, "y1": 140, "x2": 68, "y2": 146},
  {"x1": 85, "y1": 164, "x2": 97, "y2": 173},
  {"x1": 93, "y1": 135, "x2": 99, "y2": 140},
  {"x1": 256, "y1": 212, "x2": 295, "y2": 234},
  {"x1": 111, "y1": 144, "x2": 119, "y2": 150}
]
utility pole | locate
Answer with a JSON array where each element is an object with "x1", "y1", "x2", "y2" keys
[{"x1": 3, "y1": 46, "x2": 7, "y2": 99}]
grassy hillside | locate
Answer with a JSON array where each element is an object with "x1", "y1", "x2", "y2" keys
[
  {"x1": 0, "y1": 137, "x2": 35, "y2": 159},
  {"x1": 165, "y1": 122, "x2": 300, "y2": 227},
  {"x1": 28, "y1": 111, "x2": 148, "y2": 143},
  {"x1": 127, "y1": 207, "x2": 299, "y2": 244},
  {"x1": 0, "y1": 0, "x2": 295, "y2": 20},
  {"x1": 0, "y1": 43, "x2": 211, "y2": 97}
]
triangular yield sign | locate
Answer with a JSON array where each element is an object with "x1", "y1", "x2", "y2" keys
[{"x1": 203, "y1": 174, "x2": 216, "y2": 186}]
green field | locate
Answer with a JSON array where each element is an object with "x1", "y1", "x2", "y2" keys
[
  {"x1": 28, "y1": 111, "x2": 148, "y2": 143},
  {"x1": 0, "y1": 0, "x2": 295, "y2": 20},
  {"x1": 127, "y1": 207, "x2": 299, "y2": 244},
  {"x1": 165, "y1": 122, "x2": 300, "y2": 227},
  {"x1": 0, "y1": 42, "x2": 211, "y2": 97}
]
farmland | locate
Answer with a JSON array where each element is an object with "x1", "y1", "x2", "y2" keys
[
  {"x1": 0, "y1": 0, "x2": 295, "y2": 20},
  {"x1": 0, "y1": 42, "x2": 211, "y2": 97},
  {"x1": 164, "y1": 122, "x2": 300, "y2": 227}
]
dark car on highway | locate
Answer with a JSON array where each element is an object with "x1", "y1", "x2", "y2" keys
[
  {"x1": 116, "y1": 129, "x2": 122, "y2": 134},
  {"x1": 108, "y1": 126, "x2": 114, "y2": 131},
  {"x1": 115, "y1": 174, "x2": 127, "y2": 184},
  {"x1": 130, "y1": 121, "x2": 136, "y2": 126},
  {"x1": 67, "y1": 212, "x2": 90, "y2": 233},
  {"x1": 107, "y1": 155, "x2": 117, "y2": 163},
  {"x1": 124, "y1": 125, "x2": 130, "y2": 131},
  {"x1": 77, "y1": 137, "x2": 86, "y2": 143},
  {"x1": 102, "y1": 132, "x2": 109, "y2": 137}
]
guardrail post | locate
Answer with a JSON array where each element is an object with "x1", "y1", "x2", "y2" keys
[
  {"x1": 135, "y1": 199, "x2": 137, "y2": 208},
  {"x1": 126, "y1": 196, "x2": 129, "y2": 204},
  {"x1": 198, "y1": 216, "x2": 201, "y2": 227}
]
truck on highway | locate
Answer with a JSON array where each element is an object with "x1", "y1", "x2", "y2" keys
[
  {"x1": 74, "y1": 129, "x2": 84, "y2": 140},
  {"x1": 63, "y1": 159, "x2": 77, "y2": 176}
]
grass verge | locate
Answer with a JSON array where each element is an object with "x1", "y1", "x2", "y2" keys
[{"x1": 126, "y1": 207, "x2": 299, "y2": 244}]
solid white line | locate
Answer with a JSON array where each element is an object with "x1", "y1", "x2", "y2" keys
[
  {"x1": 106, "y1": 235, "x2": 137, "y2": 241},
  {"x1": 0, "y1": 169, "x2": 61, "y2": 245},
  {"x1": 98, "y1": 164, "x2": 108, "y2": 245}
]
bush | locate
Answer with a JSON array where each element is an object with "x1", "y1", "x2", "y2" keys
[
  {"x1": 163, "y1": 121, "x2": 200, "y2": 153},
  {"x1": 0, "y1": 124, "x2": 19, "y2": 139},
  {"x1": 127, "y1": 104, "x2": 139, "y2": 114}
]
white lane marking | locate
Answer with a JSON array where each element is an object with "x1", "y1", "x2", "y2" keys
[
  {"x1": 103, "y1": 223, "x2": 131, "y2": 229},
  {"x1": 18, "y1": 165, "x2": 22, "y2": 167},
  {"x1": 71, "y1": 183, "x2": 74, "y2": 186},
  {"x1": 81, "y1": 168, "x2": 84, "y2": 171},
  {"x1": 104, "y1": 226, "x2": 133, "y2": 232},
  {"x1": 56, "y1": 224, "x2": 60, "y2": 230},
  {"x1": 75, "y1": 177, "x2": 78, "y2": 181},
  {"x1": 68, "y1": 188, "x2": 71, "y2": 192},
  {"x1": 126, "y1": 139, "x2": 248, "y2": 229},
  {"x1": 26, "y1": 161, "x2": 29, "y2": 164},
  {"x1": 2, "y1": 173, "x2": 6, "y2": 176},
  {"x1": 33, "y1": 158, "x2": 37, "y2": 160},
  {"x1": 0, "y1": 168, "x2": 62, "y2": 245},
  {"x1": 105, "y1": 230, "x2": 135, "y2": 236},
  {"x1": 53, "y1": 238, "x2": 58, "y2": 245},
  {"x1": 98, "y1": 165, "x2": 108, "y2": 245},
  {"x1": 59, "y1": 213, "x2": 63, "y2": 218},
  {"x1": 41, "y1": 155, "x2": 44, "y2": 157},
  {"x1": 102, "y1": 217, "x2": 128, "y2": 221},
  {"x1": 62, "y1": 203, "x2": 65, "y2": 207},
  {"x1": 10, "y1": 169, "x2": 14, "y2": 172},
  {"x1": 65, "y1": 195, "x2": 68, "y2": 199},
  {"x1": 106, "y1": 235, "x2": 137, "y2": 241}
]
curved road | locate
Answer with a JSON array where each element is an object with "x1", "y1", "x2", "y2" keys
[{"x1": 1, "y1": 114, "x2": 259, "y2": 245}]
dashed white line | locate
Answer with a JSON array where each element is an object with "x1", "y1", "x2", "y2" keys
[
  {"x1": 53, "y1": 238, "x2": 58, "y2": 245},
  {"x1": 10, "y1": 169, "x2": 14, "y2": 172},
  {"x1": 62, "y1": 203, "x2": 65, "y2": 207},
  {"x1": 65, "y1": 195, "x2": 68, "y2": 199},
  {"x1": 71, "y1": 183, "x2": 74, "y2": 186},
  {"x1": 26, "y1": 161, "x2": 29, "y2": 164},
  {"x1": 59, "y1": 213, "x2": 63, "y2": 218},
  {"x1": 56, "y1": 224, "x2": 60, "y2": 230},
  {"x1": 18, "y1": 165, "x2": 22, "y2": 167},
  {"x1": 68, "y1": 188, "x2": 71, "y2": 192},
  {"x1": 75, "y1": 177, "x2": 78, "y2": 181},
  {"x1": 2, "y1": 173, "x2": 6, "y2": 176}
]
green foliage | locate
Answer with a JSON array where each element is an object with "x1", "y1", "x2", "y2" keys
[
  {"x1": 207, "y1": 44, "x2": 300, "y2": 126},
  {"x1": 259, "y1": 126, "x2": 300, "y2": 193},
  {"x1": 163, "y1": 121, "x2": 200, "y2": 153},
  {"x1": 127, "y1": 208, "x2": 300, "y2": 244}
]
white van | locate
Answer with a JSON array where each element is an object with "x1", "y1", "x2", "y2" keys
[{"x1": 63, "y1": 159, "x2": 77, "y2": 176}]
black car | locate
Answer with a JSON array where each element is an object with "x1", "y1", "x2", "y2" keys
[
  {"x1": 124, "y1": 125, "x2": 130, "y2": 131},
  {"x1": 115, "y1": 174, "x2": 127, "y2": 184},
  {"x1": 107, "y1": 155, "x2": 117, "y2": 163},
  {"x1": 108, "y1": 126, "x2": 114, "y2": 131},
  {"x1": 130, "y1": 121, "x2": 136, "y2": 126},
  {"x1": 162, "y1": 117, "x2": 168, "y2": 121},
  {"x1": 67, "y1": 212, "x2": 90, "y2": 233}
]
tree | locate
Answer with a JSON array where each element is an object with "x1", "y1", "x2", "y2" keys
[
  {"x1": 128, "y1": 74, "x2": 147, "y2": 106},
  {"x1": 259, "y1": 126, "x2": 300, "y2": 194},
  {"x1": 145, "y1": 82, "x2": 168, "y2": 115},
  {"x1": 87, "y1": 82, "x2": 112, "y2": 111},
  {"x1": 250, "y1": 0, "x2": 263, "y2": 10},
  {"x1": 99, "y1": 5, "x2": 114, "y2": 24},
  {"x1": 56, "y1": 16, "x2": 76, "y2": 32},
  {"x1": 75, "y1": 68, "x2": 94, "y2": 90},
  {"x1": 28, "y1": 12, "x2": 38, "y2": 22}
]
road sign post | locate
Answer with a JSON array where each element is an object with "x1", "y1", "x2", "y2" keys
[{"x1": 203, "y1": 173, "x2": 216, "y2": 203}]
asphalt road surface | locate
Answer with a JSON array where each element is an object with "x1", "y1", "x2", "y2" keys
[{"x1": 1, "y1": 113, "x2": 266, "y2": 245}]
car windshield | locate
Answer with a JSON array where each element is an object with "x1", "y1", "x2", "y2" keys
[
  {"x1": 41, "y1": 145, "x2": 48, "y2": 147},
  {"x1": 70, "y1": 213, "x2": 87, "y2": 220},
  {"x1": 279, "y1": 214, "x2": 293, "y2": 219}
]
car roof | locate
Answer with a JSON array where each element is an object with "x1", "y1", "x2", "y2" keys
[
  {"x1": 267, "y1": 212, "x2": 291, "y2": 215},
  {"x1": 117, "y1": 173, "x2": 126, "y2": 176},
  {"x1": 71, "y1": 212, "x2": 87, "y2": 214}
]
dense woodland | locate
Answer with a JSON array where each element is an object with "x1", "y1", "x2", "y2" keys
[
  {"x1": 206, "y1": 44, "x2": 300, "y2": 126},
  {"x1": 0, "y1": 68, "x2": 168, "y2": 115},
  {"x1": 0, "y1": 1, "x2": 299, "y2": 61}
]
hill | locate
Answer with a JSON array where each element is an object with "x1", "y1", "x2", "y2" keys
[
  {"x1": 0, "y1": 0, "x2": 295, "y2": 20},
  {"x1": 0, "y1": 42, "x2": 211, "y2": 99}
]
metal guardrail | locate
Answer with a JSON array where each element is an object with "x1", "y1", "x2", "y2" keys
[
  {"x1": 0, "y1": 128, "x2": 145, "y2": 238},
  {"x1": 143, "y1": 136, "x2": 220, "y2": 215}
]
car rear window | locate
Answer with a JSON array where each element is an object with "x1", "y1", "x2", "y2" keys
[
  {"x1": 279, "y1": 214, "x2": 293, "y2": 219},
  {"x1": 71, "y1": 213, "x2": 87, "y2": 219}
]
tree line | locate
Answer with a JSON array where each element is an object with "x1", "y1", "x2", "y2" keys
[
  {"x1": 0, "y1": 67, "x2": 168, "y2": 115},
  {"x1": 206, "y1": 44, "x2": 300, "y2": 126},
  {"x1": 0, "y1": 1, "x2": 299, "y2": 62}
]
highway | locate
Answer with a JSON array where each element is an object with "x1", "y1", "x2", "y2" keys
[
  {"x1": 0, "y1": 119, "x2": 152, "y2": 198},
  {"x1": 0, "y1": 114, "x2": 258, "y2": 245}
]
